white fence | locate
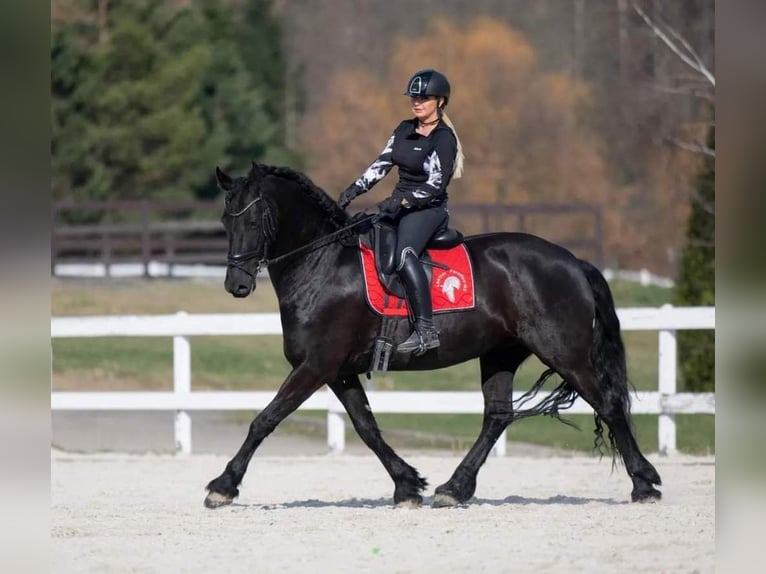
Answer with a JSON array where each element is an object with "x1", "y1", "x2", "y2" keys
[
  {"x1": 602, "y1": 267, "x2": 674, "y2": 288},
  {"x1": 51, "y1": 305, "x2": 715, "y2": 456}
]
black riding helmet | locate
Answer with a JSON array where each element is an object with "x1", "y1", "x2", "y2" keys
[{"x1": 403, "y1": 69, "x2": 451, "y2": 106}]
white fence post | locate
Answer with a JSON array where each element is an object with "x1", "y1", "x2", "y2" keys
[
  {"x1": 491, "y1": 429, "x2": 507, "y2": 457},
  {"x1": 327, "y1": 388, "x2": 346, "y2": 454},
  {"x1": 173, "y1": 315, "x2": 192, "y2": 455},
  {"x1": 658, "y1": 304, "x2": 677, "y2": 456}
]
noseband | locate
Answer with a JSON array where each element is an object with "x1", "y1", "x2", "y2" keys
[{"x1": 225, "y1": 196, "x2": 268, "y2": 280}]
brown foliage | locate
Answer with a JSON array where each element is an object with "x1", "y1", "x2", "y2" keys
[
  {"x1": 306, "y1": 18, "x2": 608, "y2": 203},
  {"x1": 302, "y1": 17, "x2": 698, "y2": 273}
]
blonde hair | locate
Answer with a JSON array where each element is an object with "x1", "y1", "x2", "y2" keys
[{"x1": 440, "y1": 112, "x2": 465, "y2": 179}]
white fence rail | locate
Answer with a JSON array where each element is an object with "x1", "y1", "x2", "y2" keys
[{"x1": 51, "y1": 305, "x2": 715, "y2": 456}]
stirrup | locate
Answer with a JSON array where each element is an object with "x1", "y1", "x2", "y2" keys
[{"x1": 397, "y1": 326, "x2": 440, "y2": 356}]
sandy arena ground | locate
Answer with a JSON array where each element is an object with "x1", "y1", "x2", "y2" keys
[{"x1": 52, "y1": 450, "x2": 714, "y2": 573}]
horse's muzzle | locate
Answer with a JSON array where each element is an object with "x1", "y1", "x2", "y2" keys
[{"x1": 225, "y1": 266, "x2": 255, "y2": 298}]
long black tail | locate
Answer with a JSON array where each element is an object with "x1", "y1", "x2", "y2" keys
[{"x1": 578, "y1": 259, "x2": 634, "y2": 464}]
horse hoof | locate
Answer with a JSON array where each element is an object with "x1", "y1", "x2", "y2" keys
[
  {"x1": 395, "y1": 499, "x2": 422, "y2": 509},
  {"x1": 631, "y1": 488, "x2": 662, "y2": 503},
  {"x1": 432, "y1": 493, "x2": 461, "y2": 508},
  {"x1": 204, "y1": 491, "x2": 234, "y2": 509}
]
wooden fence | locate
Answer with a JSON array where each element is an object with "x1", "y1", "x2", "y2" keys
[{"x1": 51, "y1": 200, "x2": 604, "y2": 275}]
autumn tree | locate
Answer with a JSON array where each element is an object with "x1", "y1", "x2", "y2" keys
[
  {"x1": 304, "y1": 16, "x2": 708, "y2": 269},
  {"x1": 305, "y1": 18, "x2": 616, "y2": 248},
  {"x1": 285, "y1": 2, "x2": 713, "y2": 273}
]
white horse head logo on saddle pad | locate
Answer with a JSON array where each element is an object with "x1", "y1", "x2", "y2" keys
[{"x1": 441, "y1": 275, "x2": 462, "y2": 303}]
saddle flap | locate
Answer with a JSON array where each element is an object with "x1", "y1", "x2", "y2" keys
[{"x1": 373, "y1": 221, "x2": 398, "y2": 276}]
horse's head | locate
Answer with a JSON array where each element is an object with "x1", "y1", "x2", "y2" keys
[{"x1": 217, "y1": 164, "x2": 275, "y2": 297}]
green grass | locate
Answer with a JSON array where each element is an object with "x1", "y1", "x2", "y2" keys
[
  {"x1": 608, "y1": 280, "x2": 673, "y2": 307},
  {"x1": 263, "y1": 411, "x2": 714, "y2": 455},
  {"x1": 52, "y1": 277, "x2": 714, "y2": 454},
  {"x1": 52, "y1": 332, "x2": 658, "y2": 393},
  {"x1": 52, "y1": 335, "x2": 291, "y2": 391},
  {"x1": 366, "y1": 413, "x2": 714, "y2": 455}
]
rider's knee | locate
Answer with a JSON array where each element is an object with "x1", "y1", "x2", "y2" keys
[{"x1": 396, "y1": 247, "x2": 419, "y2": 272}]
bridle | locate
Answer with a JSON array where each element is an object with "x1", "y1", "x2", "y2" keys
[
  {"x1": 226, "y1": 197, "x2": 261, "y2": 217},
  {"x1": 224, "y1": 196, "x2": 268, "y2": 280},
  {"x1": 224, "y1": 194, "x2": 375, "y2": 279}
]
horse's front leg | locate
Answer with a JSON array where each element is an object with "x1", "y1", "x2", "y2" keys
[
  {"x1": 204, "y1": 364, "x2": 326, "y2": 508},
  {"x1": 328, "y1": 376, "x2": 427, "y2": 507}
]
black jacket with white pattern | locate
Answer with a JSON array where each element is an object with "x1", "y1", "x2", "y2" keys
[{"x1": 350, "y1": 118, "x2": 457, "y2": 209}]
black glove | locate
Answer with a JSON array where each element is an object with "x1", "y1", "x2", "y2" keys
[
  {"x1": 378, "y1": 196, "x2": 403, "y2": 215},
  {"x1": 338, "y1": 185, "x2": 359, "y2": 210}
]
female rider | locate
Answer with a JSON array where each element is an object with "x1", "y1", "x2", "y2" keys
[{"x1": 337, "y1": 69, "x2": 465, "y2": 355}]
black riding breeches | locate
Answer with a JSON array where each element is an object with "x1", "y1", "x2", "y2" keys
[{"x1": 393, "y1": 206, "x2": 449, "y2": 269}]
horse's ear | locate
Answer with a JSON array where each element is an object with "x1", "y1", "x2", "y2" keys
[{"x1": 215, "y1": 166, "x2": 233, "y2": 191}]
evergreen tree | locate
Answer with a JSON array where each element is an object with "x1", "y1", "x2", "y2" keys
[
  {"x1": 674, "y1": 126, "x2": 715, "y2": 392},
  {"x1": 191, "y1": 0, "x2": 299, "y2": 199},
  {"x1": 51, "y1": 24, "x2": 108, "y2": 207},
  {"x1": 51, "y1": 0, "x2": 300, "y2": 206}
]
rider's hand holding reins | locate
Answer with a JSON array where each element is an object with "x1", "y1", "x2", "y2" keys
[
  {"x1": 378, "y1": 195, "x2": 404, "y2": 216},
  {"x1": 338, "y1": 185, "x2": 360, "y2": 210}
]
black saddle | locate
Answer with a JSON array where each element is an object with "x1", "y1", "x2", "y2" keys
[{"x1": 360, "y1": 220, "x2": 464, "y2": 299}]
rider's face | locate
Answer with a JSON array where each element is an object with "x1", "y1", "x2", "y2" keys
[{"x1": 410, "y1": 96, "x2": 441, "y2": 122}]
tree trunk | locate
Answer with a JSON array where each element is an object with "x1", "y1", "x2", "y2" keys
[
  {"x1": 573, "y1": 0, "x2": 586, "y2": 78},
  {"x1": 98, "y1": 0, "x2": 109, "y2": 46},
  {"x1": 616, "y1": 0, "x2": 629, "y2": 88},
  {"x1": 652, "y1": 0, "x2": 666, "y2": 82}
]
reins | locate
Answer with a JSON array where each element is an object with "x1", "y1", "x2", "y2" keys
[
  {"x1": 260, "y1": 214, "x2": 376, "y2": 267},
  {"x1": 225, "y1": 195, "x2": 375, "y2": 277}
]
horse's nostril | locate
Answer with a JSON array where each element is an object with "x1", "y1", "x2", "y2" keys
[{"x1": 234, "y1": 284, "x2": 251, "y2": 297}]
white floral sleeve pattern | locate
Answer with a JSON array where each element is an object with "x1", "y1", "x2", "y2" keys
[
  {"x1": 404, "y1": 129, "x2": 455, "y2": 207},
  {"x1": 410, "y1": 151, "x2": 442, "y2": 201},
  {"x1": 354, "y1": 134, "x2": 395, "y2": 193}
]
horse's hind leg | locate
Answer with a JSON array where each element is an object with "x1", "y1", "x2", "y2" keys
[
  {"x1": 433, "y1": 345, "x2": 530, "y2": 507},
  {"x1": 328, "y1": 376, "x2": 427, "y2": 507},
  {"x1": 204, "y1": 363, "x2": 326, "y2": 508},
  {"x1": 559, "y1": 363, "x2": 662, "y2": 503}
]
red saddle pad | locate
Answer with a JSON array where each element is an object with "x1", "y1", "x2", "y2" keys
[{"x1": 359, "y1": 240, "x2": 475, "y2": 317}]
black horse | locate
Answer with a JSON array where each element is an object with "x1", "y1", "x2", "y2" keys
[{"x1": 204, "y1": 163, "x2": 662, "y2": 508}]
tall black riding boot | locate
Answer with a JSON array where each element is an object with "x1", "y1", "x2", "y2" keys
[{"x1": 396, "y1": 252, "x2": 440, "y2": 355}]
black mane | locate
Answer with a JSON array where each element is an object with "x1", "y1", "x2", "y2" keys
[{"x1": 258, "y1": 164, "x2": 349, "y2": 228}]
